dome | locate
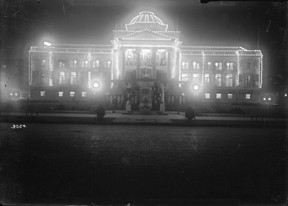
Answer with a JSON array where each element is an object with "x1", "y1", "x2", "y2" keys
[{"x1": 125, "y1": 11, "x2": 168, "y2": 31}]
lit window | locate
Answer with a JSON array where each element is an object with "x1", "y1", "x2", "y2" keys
[
  {"x1": 204, "y1": 74, "x2": 210, "y2": 84},
  {"x1": 81, "y1": 91, "x2": 87, "y2": 97},
  {"x1": 59, "y1": 61, "x2": 65, "y2": 68},
  {"x1": 71, "y1": 60, "x2": 77, "y2": 68},
  {"x1": 140, "y1": 49, "x2": 152, "y2": 67},
  {"x1": 156, "y1": 49, "x2": 166, "y2": 66},
  {"x1": 216, "y1": 93, "x2": 221, "y2": 99},
  {"x1": 215, "y1": 74, "x2": 222, "y2": 87},
  {"x1": 228, "y1": 93, "x2": 233, "y2": 99},
  {"x1": 82, "y1": 60, "x2": 89, "y2": 68},
  {"x1": 215, "y1": 62, "x2": 222, "y2": 70},
  {"x1": 181, "y1": 61, "x2": 189, "y2": 69},
  {"x1": 192, "y1": 74, "x2": 199, "y2": 82},
  {"x1": 70, "y1": 72, "x2": 77, "y2": 85},
  {"x1": 49, "y1": 79, "x2": 53, "y2": 86},
  {"x1": 92, "y1": 60, "x2": 100, "y2": 68},
  {"x1": 205, "y1": 93, "x2": 210, "y2": 99},
  {"x1": 58, "y1": 91, "x2": 63, "y2": 97},
  {"x1": 126, "y1": 49, "x2": 137, "y2": 66},
  {"x1": 207, "y1": 62, "x2": 212, "y2": 69},
  {"x1": 225, "y1": 74, "x2": 233, "y2": 87},
  {"x1": 246, "y1": 94, "x2": 251, "y2": 99},
  {"x1": 40, "y1": 91, "x2": 45, "y2": 97},
  {"x1": 41, "y1": 59, "x2": 46, "y2": 66},
  {"x1": 70, "y1": 91, "x2": 75, "y2": 97},
  {"x1": 104, "y1": 60, "x2": 111, "y2": 68},
  {"x1": 181, "y1": 73, "x2": 189, "y2": 81},
  {"x1": 246, "y1": 75, "x2": 251, "y2": 86},
  {"x1": 59, "y1": 71, "x2": 65, "y2": 85},
  {"x1": 192, "y1": 62, "x2": 200, "y2": 70},
  {"x1": 226, "y1": 62, "x2": 234, "y2": 70}
]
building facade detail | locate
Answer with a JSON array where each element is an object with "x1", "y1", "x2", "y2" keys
[{"x1": 29, "y1": 11, "x2": 263, "y2": 111}]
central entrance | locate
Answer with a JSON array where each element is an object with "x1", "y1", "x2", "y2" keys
[{"x1": 138, "y1": 81, "x2": 154, "y2": 112}]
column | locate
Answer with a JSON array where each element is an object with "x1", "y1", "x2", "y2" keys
[
  {"x1": 136, "y1": 49, "x2": 140, "y2": 79},
  {"x1": 152, "y1": 48, "x2": 156, "y2": 79},
  {"x1": 48, "y1": 51, "x2": 54, "y2": 86},
  {"x1": 160, "y1": 84, "x2": 165, "y2": 112}
]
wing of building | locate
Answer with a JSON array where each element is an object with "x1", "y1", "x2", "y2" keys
[{"x1": 29, "y1": 11, "x2": 263, "y2": 111}]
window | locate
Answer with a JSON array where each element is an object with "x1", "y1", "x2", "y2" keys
[
  {"x1": 205, "y1": 93, "x2": 210, "y2": 99},
  {"x1": 226, "y1": 62, "x2": 234, "y2": 70},
  {"x1": 70, "y1": 91, "x2": 75, "y2": 97},
  {"x1": 41, "y1": 59, "x2": 46, "y2": 66},
  {"x1": 48, "y1": 78, "x2": 53, "y2": 86},
  {"x1": 207, "y1": 62, "x2": 212, "y2": 70},
  {"x1": 181, "y1": 61, "x2": 189, "y2": 69},
  {"x1": 59, "y1": 71, "x2": 65, "y2": 85},
  {"x1": 40, "y1": 91, "x2": 45, "y2": 97},
  {"x1": 82, "y1": 60, "x2": 89, "y2": 68},
  {"x1": 246, "y1": 94, "x2": 251, "y2": 99},
  {"x1": 255, "y1": 74, "x2": 259, "y2": 86},
  {"x1": 70, "y1": 72, "x2": 77, "y2": 85},
  {"x1": 104, "y1": 60, "x2": 111, "y2": 68},
  {"x1": 140, "y1": 49, "x2": 152, "y2": 67},
  {"x1": 92, "y1": 60, "x2": 100, "y2": 68},
  {"x1": 215, "y1": 62, "x2": 222, "y2": 70},
  {"x1": 215, "y1": 74, "x2": 222, "y2": 87},
  {"x1": 81, "y1": 91, "x2": 87, "y2": 97},
  {"x1": 72, "y1": 60, "x2": 77, "y2": 68},
  {"x1": 192, "y1": 74, "x2": 200, "y2": 82},
  {"x1": 246, "y1": 75, "x2": 251, "y2": 86},
  {"x1": 126, "y1": 49, "x2": 137, "y2": 66},
  {"x1": 156, "y1": 49, "x2": 166, "y2": 66},
  {"x1": 192, "y1": 62, "x2": 200, "y2": 70},
  {"x1": 204, "y1": 74, "x2": 210, "y2": 84},
  {"x1": 140, "y1": 67, "x2": 152, "y2": 79},
  {"x1": 127, "y1": 50, "x2": 133, "y2": 60},
  {"x1": 41, "y1": 73, "x2": 46, "y2": 85},
  {"x1": 181, "y1": 73, "x2": 189, "y2": 81},
  {"x1": 225, "y1": 74, "x2": 233, "y2": 87},
  {"x1": 216, "y1": 93, "x2": 221, "y2": 99},
  {"x1": 59, "y1": 61, "x2": 65, "y2": 68},
  {"x1": 228, "y1": 93, "x2": 233, "y2": 99},
  {"x1": 58, "y1": 91, "x2": 63, "y2": 97}
]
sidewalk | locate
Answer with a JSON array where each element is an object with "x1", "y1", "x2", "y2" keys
[{"x1": 0, "y1": 110, "x2": 286, "y2": 127}]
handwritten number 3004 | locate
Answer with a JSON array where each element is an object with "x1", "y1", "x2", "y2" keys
[{"x1": 11, "y1": 124, "x2": 27, "y2": 129}]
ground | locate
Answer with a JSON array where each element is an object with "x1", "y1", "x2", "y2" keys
[{"x1": 0, "y1": 124, "x2": 286, "y2": 205}]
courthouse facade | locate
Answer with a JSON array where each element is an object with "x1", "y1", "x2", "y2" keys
[{"x1": 29, "y1": 11, "x2": 263, "y2": 110}]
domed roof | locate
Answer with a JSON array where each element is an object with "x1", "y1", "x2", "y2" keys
[{"x1": 125, "y1": 11, "x2": 168, "y2": 31}]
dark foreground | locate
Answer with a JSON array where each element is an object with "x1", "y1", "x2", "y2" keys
[{"x1": 0, "y1": 124, "x2": 286, "y2": 205}]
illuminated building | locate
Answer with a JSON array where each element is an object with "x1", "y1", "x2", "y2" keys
[{"x1": 29, "y1": 11, "x2": 263, "y2": 110}]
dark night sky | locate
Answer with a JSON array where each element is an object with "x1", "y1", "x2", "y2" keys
[{"x1": 2, "y1": 0, "x2": 287, "y2": 90}]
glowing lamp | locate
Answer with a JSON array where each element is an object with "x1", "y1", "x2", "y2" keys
[
  {"x1": 193, "y1": 84, "x2": 199, "y2": 91},
  {"x1": 44, "y1": 41, "x2": 52, "y2": 47},
  {"x1": 285, "y1": 93, "x2": 287, "y2": 97},
  {"x1": 92, "y1": 81, "x2": 100, "y2": 89}
]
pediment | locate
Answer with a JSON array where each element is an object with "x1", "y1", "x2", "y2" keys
[{"x1": 120, "y1": 29, "x2": 173, "y2": 41}]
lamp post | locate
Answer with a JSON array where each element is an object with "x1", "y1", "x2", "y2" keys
[
  {"x1": 159, "y1": 83, "x2": 166, "y2": 112},
  {"x1": 0, "y1": 64, "x2": 6, "y2": 104},
  {"x1": 91, "y1": 80, "x2": 102, "y2": 105},
  {"x1": 190, "y1": 83, "x2": 201, "y2": 109}
]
